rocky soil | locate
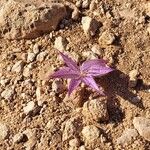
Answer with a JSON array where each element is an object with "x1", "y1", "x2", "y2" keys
[{"x1": 0, "y1": 0, "x2": 150, "y2": 150}]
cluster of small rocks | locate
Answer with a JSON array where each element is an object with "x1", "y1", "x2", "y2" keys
[{"x1": 116, "y1": 116, "x2": 150, "y2": 146}]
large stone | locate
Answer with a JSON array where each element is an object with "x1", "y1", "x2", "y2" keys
[
  {"x1": 0, "y1": 0, "x2": 66, "y2": 39},
  {"x1": 133, "y1": 117, "x2": 150, "y2": 141}
]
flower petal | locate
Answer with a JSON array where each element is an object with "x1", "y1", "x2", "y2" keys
[
  {"x1": 68, "y1": 79, "x2": 81, "y2": 95},
  {"x1": 50, "y1": 67, "x2": 79, "y2": 79},
  {"x1": 59, "y1": 52, "x2": 79, "y2": 71},
  {"x1": 81, "y1": 59, "x2": 107, "y2": 71},
  {"x1": 87, "y1": 66, "x2": 114, "y2": 76},
  {"x1": 82, "y1": 76, "x2": 99, "y2": 91}
]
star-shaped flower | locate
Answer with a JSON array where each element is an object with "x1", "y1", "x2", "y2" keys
[{"x1": 49, "y1": 52, "x2": 114, "y2": 95}]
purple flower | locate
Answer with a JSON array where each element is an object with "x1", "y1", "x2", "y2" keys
[{"x1": 49, "y1": 52, "x2": 114, "y2": 95}]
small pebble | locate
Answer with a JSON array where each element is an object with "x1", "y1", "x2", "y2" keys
[
  {"x1": 76, "y1": 0, "x2": 82, "y2": 8},
  {"x1": 36, "y1": 51, "x2": 47, "y2": 62},
  {"x1": 23, "y1": 67, "x2": 31, "y2": 77},
  {"x1": 11, "y1": 60, "x2": 24, "y2": 73},
  {"x1": 0, "y1": 123, "x2": 9, "y2": 141},
  {"x1": 27, "y1": 52, "x2": 36, "y2": 63},
  {"x1": 98, "y1": 30, "x2": 115, "y2": 46},
  {"x1": 23, "y1": 101, "x2": 35, "y2": 115},
  {"x1": 89, "y1": 0, "x2": 97, "y2": 11},
  {"x1": 72, "y1": 8, "x2": 80, "y2": 20},
  {"x1": 54, "y1": 36, "x2": 68, "y2": 51},
  {"x1": 79, "y1": 146, "x2": 86, "y2": 150},
  {"x1": 81, "y1": 16, "x2": 99, "y2": 37},
  {"x1": 91, "y1": 44, "x2": 102, "y2": 56},
  {"x1": 33, "y1": 44, "x2": 40, "y2": 54},
  {"x1": 69, "y1": 138, "x2": 80, "y2": 147},
  {"x1": 82, "y1": 125, "x2": 100, "y2": 144},
  {"x1": 1, "y1": 88, "x2": 14, "y2": 100},
  {"x1": 82, "y1": 0, "x2": 90, "y2": 8},
  {"x1": 0, "y1": 78, "x2": 10, "y2": 86},
  {"x1": 133, "y1": 117, "x2": 150, "y2": 141},
  {"x1": 128, "y1": 69, "x2": 139, "y2": 88},
  {"x1": 13, "y1": 132, "x2": 25, "y2": 144}
]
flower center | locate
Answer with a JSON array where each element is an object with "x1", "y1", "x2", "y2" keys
[{"x1": 80, "y1": 71, "x2": 87, "y2": 77}]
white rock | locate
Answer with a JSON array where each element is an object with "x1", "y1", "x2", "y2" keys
[
  {"x1": 82, "y1": 0, "x2": 90, "y2": 8},
  {"x1": 82, "y1": 98, "x2": 109, "y2": 122},
  {"x1": 0, "y1": 78, "x2": 10, "y2": 86},
  {"x1": 23, "y1": 67, "x2": 31, "y2": 77},
  {"x1": 116, "y1": 128, "x2": 138, "y2": 145},
  {"x1": 82, "y1": 51, "x2": 98, "y2": 59},
  {"x1": 54, "y1": 36, "x2": 68, "y2": 51},
  {"x1": 81, "y1": 16, "x2": 99, "y2": 37},
  {"x1": 89, "y1": 0, "x2": 97, "y2": 11},
  {"x1": 133, "y1": 117, "x2": 150, "y2": 141},
  {"x1": 33, "y1": 44, "x2": 40, "y2": 54},
  {"x1": 82, "y1": 125, "x2": 100, "y2": 144},
  {"x1": 1, "y1": 88, "x2": 14, "y2": 100},
  {"x1": 128, "y1": 69, "x2": 139, "y2": 88},
  {"x1": 27, "y1": 52, "x2": 36, "y2": 63},
  {"x1": 72, "y1": 8, "x2": 80, "y2": 20},
  {"x1": 69, "y1": 138, "x2": 80, "y2": 147},
  {"x1": 23, "y1": 101, "x2": 35, "y2": 115},
  {"x1": 91, "y1": 44, "x2": 102, "y2": 55},
  {"x1": 79, "y1": 146, "x2": 86, "y2": 150},
  {"x1": 0, "y1": 123, "x2": 9, "y2": 141},
  {"x1": 36, "y1": 51, "x2": 47, "y2": 62},
  {"x1": 76, "y1": 0, "x2": 82, "y2": 8},
  {"x1": 98, "y1": 30, "x2": 115, "y2": 46},
  {"x1": 13, "y1": 132, "x2": 24, "y2": 144},
  {"x1": 11, "y1": 60, "x2": 24, "y2": 73}
]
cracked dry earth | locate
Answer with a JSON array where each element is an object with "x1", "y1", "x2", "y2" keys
[{"x1": 0, "y1": 0, "x2": 150, "y2": 150}]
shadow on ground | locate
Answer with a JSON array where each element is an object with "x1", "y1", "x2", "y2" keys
[{"x1": 88, "y1": 70, "x2": 146, "y2": 123}]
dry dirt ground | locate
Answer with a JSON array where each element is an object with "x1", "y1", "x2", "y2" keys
[{"x1": 0, "y1": 0, "x2": 150, "y2": 150}]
